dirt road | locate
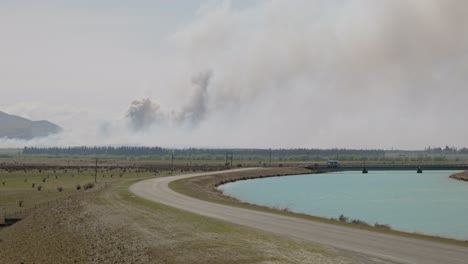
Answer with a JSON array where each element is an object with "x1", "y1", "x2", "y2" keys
[{"x1": 130, "y1": 169, "x2": 468, "y2": 264}]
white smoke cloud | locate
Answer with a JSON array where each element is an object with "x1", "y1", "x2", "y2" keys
[{"x1": 2, "y1": 0, "x2": 468, "y2": 149}]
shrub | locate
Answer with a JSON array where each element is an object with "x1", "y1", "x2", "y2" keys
[
  {"x1": 32, "y1": 183, "x2": 36, "y2": 188},
  {"x1": 18, "y1": 200, "x2": 24, "y2": 207},
  {"x1": 2, "y1": 181, "x2": 5, "y2": 185},
  {"x1": 83, "y1": 182, "x2": 95, "y2": 190},
  {"x1": 339, "y1": 214, "x2": 349, "y2": 223},
  {"x1": 76, "y1": 184, "x2": 82, "y2": 191},
  {"x1": 351, "y1": 219, "x2": 370, "y2": 226},
  {"x1": 42, "y1": 178, "x2": 46, "y2": 183},
  {"x1": 57, "y1": 186, "x2": 64, "y2": 192},
  {"x1": 374, "y1": 223, "x2": 392, "y2": 230},
  {"x1": 37, "y1": 185, "x2": 42, "y2": 191}
]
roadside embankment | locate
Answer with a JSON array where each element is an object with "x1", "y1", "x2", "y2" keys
[
  {"x1": 170, "y1": 167, "x2": 468, "y2": 247},
  {"x1": 450, "y1": 171, "x2": 468, "y2": 181},
  {"x1": 170, "y1": 167, "x2": 315, "y2": 203}
]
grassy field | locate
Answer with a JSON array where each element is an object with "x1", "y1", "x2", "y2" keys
[
  {"x1": 0, "y1": 166, "x2": 382, "y2": 263},
  {"x1": 0, "y1": 165, "x2": 170, "y2": 222}
]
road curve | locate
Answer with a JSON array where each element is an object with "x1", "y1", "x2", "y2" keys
[{"x1": 130, "y1": 169, "x2": 468, "y2": 264}]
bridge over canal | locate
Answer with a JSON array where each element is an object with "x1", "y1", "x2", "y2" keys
[{"x1": 305, "y1": 164, "x2": 468, "y2": 172}]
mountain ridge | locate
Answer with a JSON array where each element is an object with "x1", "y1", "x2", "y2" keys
[{"x1": 0, "y1": 111, "x2": 62, "y2": 140}]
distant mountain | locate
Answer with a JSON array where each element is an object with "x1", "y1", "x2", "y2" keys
[{"x1": 0, "y1": 111, "x2": 62, "y2": 140}]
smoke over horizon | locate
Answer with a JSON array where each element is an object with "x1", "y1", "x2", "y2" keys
[
  {"x1": 127, "y1": 98, "x2": 163, "y2": 132},
  {"x1": 2, "y1": 1, "x2": 468, "y2": 149}
]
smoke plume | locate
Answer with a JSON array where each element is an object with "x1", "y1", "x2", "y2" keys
[
  {"x1": 175, "y1": 70, "x2": 212, "y2": 124},
  {"x1": 126, "y1": 98, "x2": 162, "y2": 132},
  {"x1": 3, "y1": 1, "x2": 468, "y2": 148}
]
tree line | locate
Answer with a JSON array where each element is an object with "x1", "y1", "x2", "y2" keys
[{"x1": 23, "y1": 146, "x2": 385, "y2": 157}]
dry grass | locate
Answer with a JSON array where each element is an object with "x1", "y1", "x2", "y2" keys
[
  {"x1": 0, "y1": 166, "x2": 172, "y2": 224},
  {"x1": 450, "y1": 171, "x2": 468, "y2": 181}
]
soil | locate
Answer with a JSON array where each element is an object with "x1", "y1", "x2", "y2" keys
[
  {"x1": 0, "y1": 191, "x2": 149, "y2": 264},
  {"x1": 450, "y1": 171, "x2": 468, "y2": 181}
]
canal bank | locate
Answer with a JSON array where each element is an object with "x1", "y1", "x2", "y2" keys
[{"x1": 219, "y1": 170, "x2": 468, "y2": 241}]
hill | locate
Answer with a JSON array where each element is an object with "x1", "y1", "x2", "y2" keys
[{"x1": 0, "y1": 111, "x2": 62, "y2": 140}]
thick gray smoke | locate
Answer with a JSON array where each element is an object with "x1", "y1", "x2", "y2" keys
[
  {"x1": 126, "y1": 98, "x2": 162, "y2": 132},
  {"x1": 153, "y1": 0, "x2": 468, "y2": 148},
  {"x1": 117, "y1": 0, "x2": 468, "y2": 148},
  {"x1": 126, "y1": 71, "x2": 212, "y2": 130},
  {"x1": 176, "y1": 70, "x2": 212, "y2": 124}
]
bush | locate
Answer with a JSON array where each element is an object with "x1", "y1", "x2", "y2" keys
[
  {"x1": 351, "y1": 219, "x2": 370, "y2": 226},
  {"x1": 338, "y1": 214, "x2": 349, "y2": 223},
  {"x1": 76, "y1": 184, "x2": 82, "y2": 190},
  {"x1": 37, "y1": 185, "x2": 42, "y2": 191},
  {"x1": 84, "y1": 182, "x2": 95, "y2": 190},
  {"x1": 374, "y1": 223, "x2": 392, "y2": 230},
  {"x1": 57, "y1": 186, "x2": 64, "y2": 192},
  {"x1": 18, "y1": 200, "x2": 24, "y2": 207},
  {"x1": 42, "y1": 178, "x2": 46, "y2": 183},
  {"x1": 32, "y1": 183, "x2": 36, "y2": 188},
  {"x1": 2, "y1": 181, "x2": 5, "y2": 185}
]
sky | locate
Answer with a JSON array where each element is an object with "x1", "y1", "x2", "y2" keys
[{"x1": 1, "y1": 0, "x2": 468, "y2": 149}]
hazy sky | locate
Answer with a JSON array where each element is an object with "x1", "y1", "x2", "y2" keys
[{"x1": 1, "y1": 0, "x2": 468, "y2": 149}]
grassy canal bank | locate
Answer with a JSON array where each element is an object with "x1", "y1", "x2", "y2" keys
[
  {"x1": 450, "y1": 170, "x2": 468, "y2": 181},
  {"x1": 169, "y1": 167, "x2": 468, "y2": 248}
]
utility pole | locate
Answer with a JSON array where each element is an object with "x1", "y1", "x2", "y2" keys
[
  {"x1": 94, "y1": 158, "x2": 98, "y2": 183},
  {"x1": 171, "y1": 151, "x2": 174, "y2": 174},
  {"x1": 225, "y1": 152, "x2": 233, "y2": 168},
  {"x1": 269, "y1": 148, "x2": 272, "y2": 167}
]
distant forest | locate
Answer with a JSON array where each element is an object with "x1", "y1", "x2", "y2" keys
[
  {"x1": 23, "y1": 146, "x2": 382, "y2": 156},
  {"x1": 21, "y1": 146, "x2": 468, "y2": 161}
]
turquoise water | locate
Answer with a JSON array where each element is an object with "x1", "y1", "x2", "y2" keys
[{"x1": 218, "y1": 170, "x2": 468, "y2": 240}]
